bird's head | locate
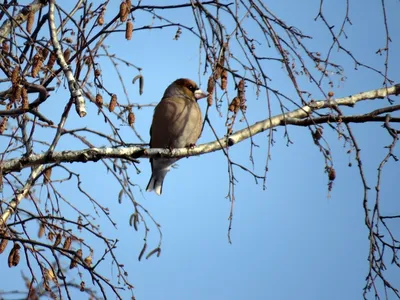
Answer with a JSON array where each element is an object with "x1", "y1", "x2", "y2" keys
[{"x1": 163, "y1": 78, "x2": 207, "y2": 101}]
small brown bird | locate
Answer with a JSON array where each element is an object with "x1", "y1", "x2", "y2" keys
[{"x1": 146, "y1": 78, "x2": 207, "y2": 195}]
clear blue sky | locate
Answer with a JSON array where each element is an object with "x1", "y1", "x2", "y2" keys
[{"x1": 1, "y1": 0, "x2": 400, "y2": 299}]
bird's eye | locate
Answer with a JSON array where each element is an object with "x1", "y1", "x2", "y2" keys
[{"x1": 188, "y1": 85, "x2": 195, "y2": 92}]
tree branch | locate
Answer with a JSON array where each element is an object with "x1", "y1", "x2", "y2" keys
[{"x1": 2, "y1": 83, "x2": 399, "y2": 174}]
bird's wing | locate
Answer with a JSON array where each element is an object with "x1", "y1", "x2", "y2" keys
[{"x1": 150, "y1": 97, "x2": 185, "y2": 148}]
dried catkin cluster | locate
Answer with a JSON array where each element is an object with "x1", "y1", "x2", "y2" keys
[
  {"x1": 0, "y1": 232, "x2": 9, "y2": 254},
  {"x1": 31, "y1": 50, "x2": 44, "y2": 78},
  {"x1": 26, "y1": 10, "x2": 35, "y2": 33},
  {"x1": 0, "y1": 117, "x2": 8, "y2": 134},
  {"x1": 207, "y1": 76, "x2": 215, "y2": 106},
  {"x1": 70, "y1": 248, "x2": 82, "y2": 269},
  {"x1": 95, "y1": 93, "x2": 103, "y2": 108},
  {"x1": 128, "y1": 110, "x2": 135, "y2": 125},
  {"x1": 225, "y1": 79, "x2": 247, "y2": 135},
  {"x1": 8, "y1": 243, "x2": 21, "y2": 268},
  {"x1": 126, "y1": 20, "x2": 133, "y2": 40},
  {"x1": 119, "y1": 1, "x2": 130, "y2": 22},
  {"x1": 47, "y1": 52, "x2": 57, "y2": 70},
  {"x1": 98, "y1": 6, "x2": 106, "y2": 25},
  {"x1": 109, "y1": 94, "x2": 118, "y2": 112}
]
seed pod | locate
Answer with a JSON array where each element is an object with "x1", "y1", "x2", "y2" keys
[
  {"x1": 95, "y1": 93, "x2": 103, "y2": 108},
  {"x1": 328, "y1": 91, "x2": 334, "y2": 98},
  {"x1": 94, "y1": 69, "x2": 101, "y2": 77},
  {"x1": 221, "y1": 70, "x2": 228, "y2": 90},
  {"x1": 84, "y1": 56, "x2": 93, "y2": 66},
  {"x1": 70, "y1": 249, "x2": 82, "y2": 269},
  {"x1": 43, "y1": 167, "x2": 52, "y2": 184},
  {"x1": 125, "y1": 0, "x2": 132, "y2": 9},
  {"x1": 84, "y1": 254, "x2": 92, "y2": 266},
  {"x1": 313, "y1": 128, "x2": 323, "y2": 141},
  {"x1": 44, "y1": 267, "x2": 57, "y2": 283},
  {"x1": 47, "y1": 52, "x2": 57, "y2": 70},
  {"x1": 207, "y1": 94, "x2": 213, "y2": 106},
  {"x1": 328, "y1": 167, "x2": 336, "y2": 181},
  {"x1": 12, "y1": 84, "x2": 22, "y2": 103},
  {"x1": 63, "y1": 48, "x2": 71, "y2": 62},
  {"x1": 119, "y1": 2, "x2": 129, "y2": 22},
  {"x1": 11, "y1": 65, "x2": 20, "y2": 85},
  {"x1": 8, "y1": 243, "x2": 21, "y2": 267},
  {"x1": 53, "y1": 233, "x2": 62, "y2": 247},
  {"x1": 207, "y1": 76, "x2": 215, "y2": 94},
  {"x1": 38, "y1": 223, "x2": 45, "y2": 238},
  {"x1": 21, "y1": 87, "x2": 29, "y2": 109},
  {"x1": 80, "y1": 281, "x2": 85, "y2": 292},
  {"x1": 207, "y1": 74, "x2": 215, "y2": 105},
  {"x1": 0, "y1": 233, "x2": 9, "y2": 254},
  {"x1": 109, "y1": 94, "x2": 117, "y2": 112},
  {"x1": 215, "y1": 46, "x2": 226, "y2": 79},
  {"x1": 41, "y1": 48, "x2": 49, "y2": 61},
  {"x1": 27, "y1": 11, "x2": 35, "y2": 33},
  {"x1": 237, "y1": 79, "x2": 245, "y2": 102},
  {"x1": 2, "y1": 41, "x2": 9, "y2": 54},
  {"x1": 0, "y1": 117, "x2": 8, "y2": 134},
  {"x1": 98, "y1": 7, "x2": 106, "y2": 26},
  {"x1": 31, "y1": 53, "x2": 43, "y2": 78},
  {"x1": 48, "y1": 232, "x2": 54, "y2": 241},
  {"x1": 63, "y1": 236, "x2": 72, "y2": 250},
  {"x1": 125, "y1": 20, "x2": 133, "y2": 40},
  {"x1": 128, "y1": 110, "x2": 135, "y2": 125},
  {"x1": 228, "y1": 97, "x2": 240, "y2": 113},
  {"x1": 139, "y1": 75, "x2": 144, "y2": 95},
  {"x1": 138, "y1": 243, "x2": 147, "y2": 261}
]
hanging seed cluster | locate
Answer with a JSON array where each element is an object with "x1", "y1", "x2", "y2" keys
[
  {"x1": 43, "y1": 167, "x2": 52, "y2": 184},
  {"x1": 0, "y1": 232, "x2": 9, "y2": 254},
  {"x1": 95, "y1": 93, "x2": 103, "y2": 108},
  {"x1": 119, "y1": 1, "x2": 130, "y2": 22},
  {"x1": 119, "y1": 0, "x2": 133, "y2": 41},
  {"x1": 128, "y1": 110, "x2": 135, "y2": 125},
  {"x1": 98, "y1": 6, "x2": 106, "y2": 25},
  {"x1": 70, "y1": 248, "x2": 82, "y2": 269},
  {"x1": 126, "y1": 20, "x2": 133, "y2": 40},
  {"x1": 8, "y1": 243, "x2": 21, "y2": 267},
  {"x1": 225, "y1": 79, "x2": 247, "y2": 135},
  {"x1": 109, "y1": 94, "x2": 118, "y2": 112},
  {"x1": 26, "y1": 9, "x2": 35, "y2": 33},
  {"x1": 206, "y1": 76, "x2": 215, "y2": 106},
  {"x1": 31, "y1": 50, "x2": 44, "y2": 78},
  {"x1": 207, "y1": 43, "x2": 230, "y2": 106}
]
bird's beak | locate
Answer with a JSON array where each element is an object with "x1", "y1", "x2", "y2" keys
[{"x1": 194, "y1": 89, "x2": 208, "y2": 100}]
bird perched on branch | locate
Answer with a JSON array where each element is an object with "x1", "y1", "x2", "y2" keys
[{"x1": 146, "y1": 78, "x2": 207, "y2": 195}]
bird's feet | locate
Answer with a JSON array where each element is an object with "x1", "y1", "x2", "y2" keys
[{"x1": 186, "y1": 143, "x2": 196, "y2": 149}]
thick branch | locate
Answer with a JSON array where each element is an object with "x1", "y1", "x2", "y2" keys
[
  {"x1": 0, "y1": 0, "x2": 47, "y2": 45},
  {"x1": 1, "y1": 84, "x2": 399, "y2": 174},
  {"x1": 48, "y1": 0, "x2": 86, "y2": 117}
]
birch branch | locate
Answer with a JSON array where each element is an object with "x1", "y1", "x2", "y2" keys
[
  {"x1": 2, "y1": 83, "x2": 399, "y2": 174},
  {"x1": 0, "y1": 165, "x2": 44, "y2": 226},
  {"x1": 0, "y1": 0, "x2": 47, "y2": 45},
  {"x1": 48, "y1": 0, "x2": 86, "y2": 117}
]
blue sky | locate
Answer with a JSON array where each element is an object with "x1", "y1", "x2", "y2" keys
[{"x1": 1, "y1": 0, "x2": 400, "y2": 299}]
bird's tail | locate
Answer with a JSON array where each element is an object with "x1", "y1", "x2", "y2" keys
[
  {"x1": 146, "y1": 174, "x2": 164, "y2": 195},
  {"x1": 146, "y1": 158, "x2": 176, "y2": 195},
  {"x1": 146, "y1": 164, "x2": 171, "y2": 195}
]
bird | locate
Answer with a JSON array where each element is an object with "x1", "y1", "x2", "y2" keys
[{"x1": 146, "y1": 78, "x2": 207, "y2": 195}]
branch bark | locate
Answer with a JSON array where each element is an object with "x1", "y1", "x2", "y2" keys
[
  {"x1": 2, "y1": 83, "x2": 399, "y2": 174},
  {"x1": 0, "y1": 0, "x2": 47, "y2": 45},
  {"x1": 48, "y1": 0, "x2": 86, "y2": 117}
]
